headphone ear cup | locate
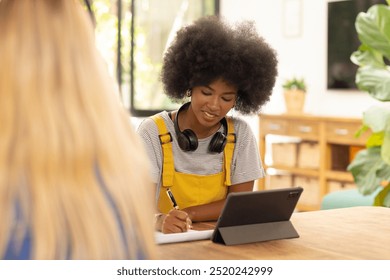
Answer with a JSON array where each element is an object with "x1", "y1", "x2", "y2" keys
[
  {"x1": 208, "y1": 132, "x2": 227, "y2": 153},
  {"x1": 174, "y1": 102, "x2": 199, "y2": 152},
  {"x1": 178, "y1": 129, "x2": 198, "y2": 151}
]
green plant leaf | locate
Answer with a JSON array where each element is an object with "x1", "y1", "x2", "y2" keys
[
  {"x1": 366, "y1": 132, "x2": 384, "y2": 147},
  {"x1": 353, "y1": 123, "x2": 369, "y2": 138},
  {"x1": 355, "y1": 5, "x2": 390, "y2": 60},
  {"x1": 351, "y1": 45, "x2": 384, "y2": 67},
  {"x1": 374, "y1": 184, "x2": 390, "y2": 206},
  {"x1": 282, "y1": 77, "x2": 306, "y2": 92},
  {"x1": 347, "y1": 147, "x2": 390, "y2": 195},
  {"x1": 355, "y1": 66, "x2": 390, "y2": 101},
  {"x1": 382, "y1": 130, "x2": 390, "y2": 165},
  {"x1": 363, "y1": 106, "x2": 390, "y2": 132},
  {"x1": 368, "y1": 108, "x2": 390, "y2": 164}
]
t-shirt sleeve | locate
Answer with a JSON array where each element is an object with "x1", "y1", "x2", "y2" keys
[
  {"x1": 136, "y1": 118, "x2": 163, "y2": 184},
  {"x1": 230, "y1": 119, "x2": 265, "y2": 185}
]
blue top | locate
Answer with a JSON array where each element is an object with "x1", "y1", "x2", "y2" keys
[
  {"x1": 3, "y1": 167, "x2": 147, "y2": 260},
  {"x1": 4, "y1": 229, "x2": 31, "y2": 259}
]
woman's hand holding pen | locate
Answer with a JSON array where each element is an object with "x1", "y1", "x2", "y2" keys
[
  {"x1": 156, "y1": 188, "x2": 192, "y2": 233},
  {"x1": 157, "y1": 209, "x2": 192, "y2": 234}
]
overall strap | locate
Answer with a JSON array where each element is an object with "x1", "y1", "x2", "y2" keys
[
  {"x1": 224, "y1": 117, "x2": 236, "y2": 186},
  {"x1": 150, "y1": 115, "x2": 174, "y2": 188}
]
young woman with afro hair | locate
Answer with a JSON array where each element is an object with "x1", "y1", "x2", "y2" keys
[{"x1": 137, "y1": 16, "x2": 278, "y2": 234}]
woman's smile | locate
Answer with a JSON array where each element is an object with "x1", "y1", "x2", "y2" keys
[{"x1": 202, "y1": 110, "x2": 219, "y2": 121}]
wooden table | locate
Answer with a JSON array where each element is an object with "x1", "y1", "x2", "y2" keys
[{"x1": 156, "y1": 206, "x2": 390, "y2": 260}]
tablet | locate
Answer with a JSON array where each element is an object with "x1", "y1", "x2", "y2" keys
[{"x1": 211, "y1": 186, "x2": 303, "y2": 245}]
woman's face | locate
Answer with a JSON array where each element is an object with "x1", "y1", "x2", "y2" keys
[{"x1": 189, "y1": 78, "x2": 237, "y2": 129}]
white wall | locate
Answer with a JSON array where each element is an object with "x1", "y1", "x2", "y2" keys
[
  {"x1": 133, "y1": 1, "x2": 379, "y2": 136},
  {"x1": 220, "y1": 0, "x2": 380, "y2": 138}
]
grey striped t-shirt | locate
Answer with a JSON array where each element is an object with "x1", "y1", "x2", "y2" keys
[{"x1": 137, "y1": 111, "x2": 264, "y2": 189}]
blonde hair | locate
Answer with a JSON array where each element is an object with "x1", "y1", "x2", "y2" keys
[{"x1": 0, "y1": 0, "x2": 156, "y2": 259}]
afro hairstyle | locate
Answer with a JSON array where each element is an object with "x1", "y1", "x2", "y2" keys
[{"x1": 161, "y1": 15, "x2": 278, "y2": 115}]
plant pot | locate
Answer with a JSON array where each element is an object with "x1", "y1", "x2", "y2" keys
[{"x1": 284, "y1": 89, "x2": 305, "y2": 114}]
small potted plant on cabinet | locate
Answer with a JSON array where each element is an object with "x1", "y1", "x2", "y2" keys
[{"x1": 282, "y1": 77, "x2": 307, "y2": 114}]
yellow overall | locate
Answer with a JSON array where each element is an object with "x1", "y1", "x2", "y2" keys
[{"x1": 151, "y1": 115, "x2": 236, "y2": 214}]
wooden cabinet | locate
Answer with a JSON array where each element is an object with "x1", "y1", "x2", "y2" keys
[{"x1": 258, "y1": 114, "x2": 368, "y2": 211}]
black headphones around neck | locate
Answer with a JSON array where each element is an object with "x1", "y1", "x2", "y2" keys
[{"x1": 174, "y1": 102, "x2": 228, "y2": 153}]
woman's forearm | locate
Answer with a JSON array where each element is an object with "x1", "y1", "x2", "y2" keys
[
  {"x1": 183, "y1": 180, "x2": 254, "y2": 222},
  {"x1": 183, "y1": 199, "x2": 225, "y2": 222}
]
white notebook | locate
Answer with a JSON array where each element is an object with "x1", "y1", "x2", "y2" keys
[{"x1": 155, "y1": 229, "x2": 213, "y2": 244}]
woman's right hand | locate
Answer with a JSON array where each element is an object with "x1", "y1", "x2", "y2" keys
[{"x1": 156, "y1": 209, "x2": 192, "y2": 234}]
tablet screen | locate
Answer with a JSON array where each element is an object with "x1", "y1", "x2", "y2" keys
[{"x1": 216, "y1": 187, "x2": 303, "y2": 228}]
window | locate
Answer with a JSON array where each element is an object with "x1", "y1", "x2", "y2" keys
[
  {"x1": 87, "y1": 0, "x2": 219, "y2": 116},
  {"x1": 129, "y1": 0, "x2": 220, "y2": 117},
  {"x1": 84, "y1": 0, "x2": 128, "y2": 100}
]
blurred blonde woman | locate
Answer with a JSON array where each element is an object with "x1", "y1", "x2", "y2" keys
[{"x1": 0, "y1": 0, "x2": 155, "y2": 259}]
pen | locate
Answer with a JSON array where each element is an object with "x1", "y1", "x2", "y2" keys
[
  {"x1": 166, "y1": 188, "x2": 192, "y2": 230},
  {"x1": 166, "y1": 188, "x2": 179, "y2": 210}
]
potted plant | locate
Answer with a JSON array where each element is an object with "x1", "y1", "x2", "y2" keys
[
  {"x1": 282, "y1": 77, "x2": 307, "y2": 114},
  {"x1": 347, "y1": 1, "x2": 390, "y2": 207}
]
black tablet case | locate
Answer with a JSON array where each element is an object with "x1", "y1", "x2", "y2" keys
[{"x1": 211, "y1": 187, "x2": 303, "y2": 245}]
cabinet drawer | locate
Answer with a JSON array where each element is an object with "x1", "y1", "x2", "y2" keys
[
  {"x1": 326, "y1": 122, "x2": 366, "y2": 144},
  {"x1": 261, "y1": 119, "x2": 288, "y2": 135},
  {"x1": 288, "y1": 121, "x2": 319, "y2": 140}
]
